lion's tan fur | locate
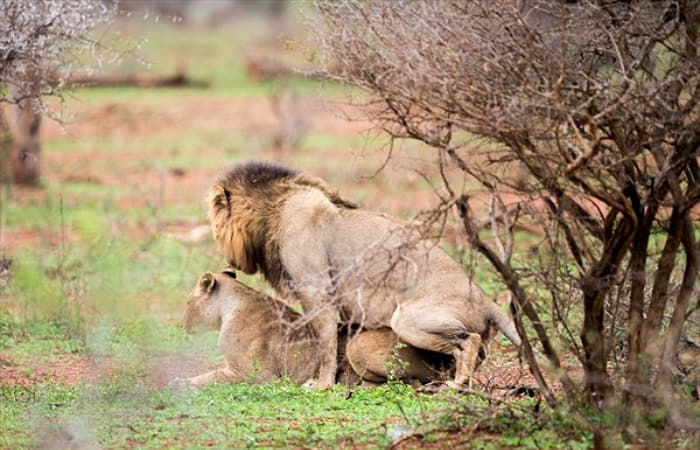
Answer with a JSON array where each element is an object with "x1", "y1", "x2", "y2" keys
[
  {"x1": 207, "y1": 161, "x2": 521, "y2": 388},
  {"x1": 182, "y1": 270, "x2": 449, "y2": 387}
]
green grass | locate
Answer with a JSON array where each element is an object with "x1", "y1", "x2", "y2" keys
[
  {"x1": 2, "y1": 380, "x2": 431, "y2": 448},
  {"x1": 0, "y1": 381, "x2": 595, "y2": 448},
  {"x1": 0, "y1": 312, "x2": 594, "y2": 449}
]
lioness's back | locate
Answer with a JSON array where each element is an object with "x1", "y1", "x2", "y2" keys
[
  {"x1": 185, "y1": 271, "x2": 320, "y2": 384},
  {"x1": 223, "y1": 280, "x2": 320, "y2": 383}
]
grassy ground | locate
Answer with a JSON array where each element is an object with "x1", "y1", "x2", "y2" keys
[
  {"x1": 0, "y1": 18, "x2": 598, "y2": 449},
  {"x1": 0, "y1": 313, "x2": 593, "y2": 448}
]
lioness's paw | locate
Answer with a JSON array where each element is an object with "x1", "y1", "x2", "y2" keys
[{"x1": 168, "y1": 377, "x2": 192, "y2": 389}]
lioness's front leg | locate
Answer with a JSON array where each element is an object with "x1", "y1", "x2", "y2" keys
[{"x1": 188, "y1": 366, "x2": 238, "y2": 387}]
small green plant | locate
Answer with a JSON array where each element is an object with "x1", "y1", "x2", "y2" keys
[
  {"x1": 384, "y1": 341, "x2": 410, "y2": 382},
  {"x1": 247, "y1": 356, "x2": 263, "y2": 382}
]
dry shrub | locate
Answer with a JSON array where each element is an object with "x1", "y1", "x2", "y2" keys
[{"x1": 310, "y1": 0, "x2": 699, "y2": 442}]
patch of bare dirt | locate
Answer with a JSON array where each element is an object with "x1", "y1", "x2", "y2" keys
[
  {"x1": 0, "y1": 228, "x2": 73, "y2": 255},
  {"x1": 35, "y1": 93, "x2": 462, "y2": 224},
  {"x1": 472, "y1": 340, "x2": 570, "y2": 396},
  {"x1": 0, "y1": 355, "x2": 33, "y2": 387},
  {"x1": 0, "y1": 353, "x2": 109, "y2": 386},
  {"x1": 0, "y1": 229, "x2": 43, "y2": 251},
  {"x1": 43, "y1": 96, "x2": 373, "y2": 141},
  {"x1": 390, "y1": 425, "x2": 481, "y2": 449}
]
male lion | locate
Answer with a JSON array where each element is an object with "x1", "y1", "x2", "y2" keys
[
  {"x1": 182, "y1": 270, "x2": 450, "y2": 386},
  {"x1": 207, "y1": 161, "x2": 521, "y2": 388}
]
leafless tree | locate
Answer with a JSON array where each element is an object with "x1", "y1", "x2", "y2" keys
[
  {"x1": 311, "y1": 0, "x2": 698, "y2": 442},
  {"x1": 0, "y1": 0, "x2": 115, "y2": 185}
]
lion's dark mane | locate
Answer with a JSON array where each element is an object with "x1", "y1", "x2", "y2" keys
[
  {"x1": 221, "y1": 161, "x2": 299, "y2": 192},
  {"x1": 209, "y1": 160, "x2": 356, "y2": 293}
]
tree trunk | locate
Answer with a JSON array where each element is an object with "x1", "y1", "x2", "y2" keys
[
  {"x1": 10, "y1": 101, "x2": 42, "y2": 185},
  {"x1": 623, "y1": 203, "x2": 657, "y2": 408},
  {"x1": 9, "y1": 82, "x2": 42, "y2": 186},
  {"x1": 656, "y1": 213, "x2": 699, "y2": 405},
  {"x1": 581, "y1": 213, "x2": 634, "y2": 407},
  {"x1": 0, "y1": 107, "x2": 13, "y2": 182},
  {"x1": 581, "y1": 282, "x2": 613, "y2": 408}
]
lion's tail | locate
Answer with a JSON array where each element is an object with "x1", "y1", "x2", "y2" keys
[{"x1": 488, "y1": 303, "x2": 522, "y2": 347}]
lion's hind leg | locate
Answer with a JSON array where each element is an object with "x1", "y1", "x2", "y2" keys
[
  {"x1": 391, "y1": 304, "x2": 479, "y2": 388},
  {"x1": 390, "y1": 305, "x2": 462, "y2": 353},
  {"x1": 452, "y1": 333, "x2": 481, "y2": 388}
]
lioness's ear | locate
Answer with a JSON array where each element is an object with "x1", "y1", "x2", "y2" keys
[{"x1": 198, "y1": 272, "x2": 217, "y2": 294}]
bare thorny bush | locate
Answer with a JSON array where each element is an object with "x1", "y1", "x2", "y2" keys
[
  {"x1": 0, "y1": 0, "x2": 116, "y2": 184},
  {"x1": 310, "y1": 0, "x2": 699, "y2": 440}
]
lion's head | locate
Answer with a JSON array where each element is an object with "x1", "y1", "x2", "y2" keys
[{"x1": 206, "y1": 161, "x2": 356, "y2": 285}]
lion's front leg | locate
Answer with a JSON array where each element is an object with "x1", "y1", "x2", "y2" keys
[
  {"x1": 278, "y1": 221, "x2": 338, "y2": 388},
  {"x1": 302, "y1": 303, "x2": 338, "y2": 389}
]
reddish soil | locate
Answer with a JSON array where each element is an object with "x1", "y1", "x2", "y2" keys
[
  {"x1": 391, "y1": 425, "x2": 480, "y2": 449},
  {"x1": 42, "y1": 97, "x2": 372, "y2": 142},
  {"x1": 0, "y1": 355, "x2": 33, "y2": 387},
  {"x1": 0, "y1": 352, "x2": 108, "y2": 387},
  {"x1": 473, "y1": 346, "x2": 540, "y2": 393},
  {"x1": 0, "y1": 229, "x2": 44, "y2": 251}
]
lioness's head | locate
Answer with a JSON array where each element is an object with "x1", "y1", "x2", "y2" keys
[{"x1": 181, "y1": 269, "x2": 238, "y2": 334}]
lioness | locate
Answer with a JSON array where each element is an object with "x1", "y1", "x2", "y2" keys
[
  {"x1": 182, "y1": 270, "x2": 450, "y2": 386},
  {"x1": 207, "y1": 161, "x2": 521, "y2": 388}
]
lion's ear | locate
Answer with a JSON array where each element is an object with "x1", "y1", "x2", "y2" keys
[
  {"x1": 207, "y1": 185, "x2": 232, "y2": 217},
  {"x1": 198, "y1": 272, "x2": 217, "y2": 294}
]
